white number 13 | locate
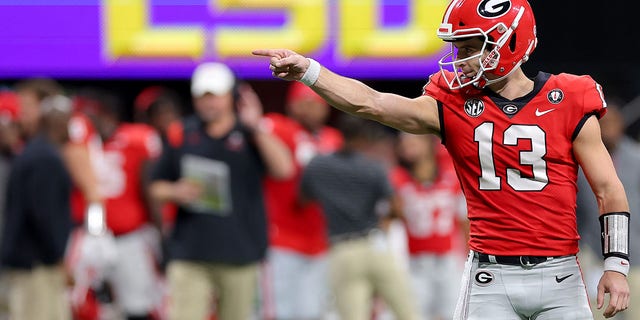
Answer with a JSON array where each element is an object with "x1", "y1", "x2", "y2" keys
[{"x1": 474, "y1": 123, "x2": 548, "y2": 191}]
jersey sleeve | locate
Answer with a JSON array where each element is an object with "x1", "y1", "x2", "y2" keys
[
  {"x1": 569, "y1": 75, "x2": 608, "y2": 140},
  {"x1": 581, "y1": 76, "x2": 607, "y2": 119},
  {"x1": 422, "y1": 72, "x2": 450, "y2": 102},
  {"x1": 423, "y1": 71, "x2": 461, "y2": 145},
  {"x1": 141, "y1": 128, "x2": 162, "y2": 159}
]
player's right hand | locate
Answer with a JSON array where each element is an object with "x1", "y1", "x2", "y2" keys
[
  {"x1": 251, "y1": 49, "x2": 310, "y2": 81},
  {"x1": 597, "y1": 270, "x2": 630, "y2": 318}
]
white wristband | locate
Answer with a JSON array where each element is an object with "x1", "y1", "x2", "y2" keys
[
  {"x1": 86, "y1": 202, "x2": 107, "y2": 236},
  {"x1": 604, "y1": 256, "x2": 630, "y2": 276},
  {"x1": 299, "y1": 58, "x2": 321, "y2": 86}
]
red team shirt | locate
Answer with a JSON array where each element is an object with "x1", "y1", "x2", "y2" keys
[
  {"x1": 426, "y1": 71, "x2": 607, "y2": 257},
  {"x1": 69, "y1": 116, "x2": 161, "y2": 235},
  {"x1": 391, "y1": 147, "x2": 465, "y2": 255},
  {"x1": 262, "y1": 113, "x2": 343, "y2": 255}
]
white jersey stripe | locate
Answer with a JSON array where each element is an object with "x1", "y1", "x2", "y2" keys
[{"x1": 596, "y1": 82, "x2": 607, "y2": 109}]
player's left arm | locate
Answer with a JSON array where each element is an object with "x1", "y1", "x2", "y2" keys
[{"x1": 573, "y1": 115, "x2": 630, "y2": 318}]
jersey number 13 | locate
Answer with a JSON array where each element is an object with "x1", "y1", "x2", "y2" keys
[{"x1": 474, "y1": 123, "x2": 548, "y2": 191}]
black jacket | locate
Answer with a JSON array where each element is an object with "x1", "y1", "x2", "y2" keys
[{"x1": 1, "y1": 136, "x2": 72, "y2": 269}]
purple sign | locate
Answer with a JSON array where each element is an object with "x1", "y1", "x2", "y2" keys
[{"x1": 0, "y1": 0, "x2": 449, "y2": 79}]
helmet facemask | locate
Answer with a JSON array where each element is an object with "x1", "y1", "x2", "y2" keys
[{"x1": 438, "y1": 30, "x2": 501, "y2": 90}]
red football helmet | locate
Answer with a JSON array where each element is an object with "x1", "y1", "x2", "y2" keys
[{"x1": 437, "y1": 0, "x2": 537, "y2": 89}]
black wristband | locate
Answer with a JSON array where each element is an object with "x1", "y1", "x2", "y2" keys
[{"x1": 599, "y1": 212, "x2": 630, "y2": 260}]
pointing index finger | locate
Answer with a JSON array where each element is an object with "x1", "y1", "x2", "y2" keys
[
  {"x1": 251, "y1": 49, "x2": 271, "y2": 57},
  {"x1": 252, "y1": 49, "x2": 282, "y2": 58}
]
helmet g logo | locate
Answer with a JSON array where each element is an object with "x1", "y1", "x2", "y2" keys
[{"x1": 478, "y1": 0, "x2": 512, "y2": 18}]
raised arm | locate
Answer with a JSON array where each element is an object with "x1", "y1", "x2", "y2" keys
[
  {"x1": 236, "y1": 82, "x2": 294, "y2": 180},
  {"x1": 573, "y1": 115, "x2": 630, "y2": 318},
  {"x1": 252, "y1": 49, "x2": 440, "y2": 135}
]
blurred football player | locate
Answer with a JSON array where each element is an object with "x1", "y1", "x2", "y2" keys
[
  {"x1": 67, "y1": 88, "x2": 163, "y2": 320},
  {"x1": 260, "y1": 81, "x2": 342, "y2": 320}
]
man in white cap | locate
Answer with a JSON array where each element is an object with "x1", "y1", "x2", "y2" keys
[{"x1": 150, "y1": 62, "x2": 293, "y2": 320}]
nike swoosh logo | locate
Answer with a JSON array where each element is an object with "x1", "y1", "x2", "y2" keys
[
  {"x1": 535, "y1": 108, "x2": 556, "y2": 116},
  {"x1": 555, "y1": 274, "x2": 573, "y2": 283}
]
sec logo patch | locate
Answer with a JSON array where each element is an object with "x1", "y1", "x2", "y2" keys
[{"x1": 464, "y1": 99, "x2": 485, "y2": 117}]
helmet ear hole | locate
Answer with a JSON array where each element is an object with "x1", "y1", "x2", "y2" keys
[{"x1": 509, "y1": 33, "x2": 517, "y2": 52}]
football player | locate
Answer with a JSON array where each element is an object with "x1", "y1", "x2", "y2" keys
[
  {"x1": 261, "y1": 81, "x2": 342, "y2": 320},
  {"x1": 253, "y1": 0, "x2": 631, "y2": 318},
  {"x1": 67, "y1": 88, "x2": 163, "y2": 320},
  {"x1": 391, "y1": 133, "x2": 467, "y2": 320}
]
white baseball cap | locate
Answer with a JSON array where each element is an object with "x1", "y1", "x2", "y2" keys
[
  {"x1": 41, "y1": 95, "x2": 73, "y2": 114},
  {"x1": 191, "y1": 62, "x2": 235, "y2": 97}
]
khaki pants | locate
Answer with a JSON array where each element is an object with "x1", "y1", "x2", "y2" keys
[
  {"x1": 6, "y1": 265, "x2": 70, "y2": 320},
  {"x1": 329, "y1": 236, "x2": 419, "y2": 320},
  {"x1": 167, "y1": 260, "x2": 258, "y2": 320}
]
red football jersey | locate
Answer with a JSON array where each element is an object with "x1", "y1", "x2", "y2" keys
[
  {"x1": 262, "y1": 113, "x2": 343, "y2": 255},
  {"x1": 68, "y1": 117, "x2": 162, "y2": 235},
  {"x1": 425, "y1": 71, "x2": 607, "y2": 256},
  {"x1": 99, "y1": 124, "x2": 161, "y2": 235},
  {"x1": 391, "y1": 149, "x2": 466, "y2": 255}
]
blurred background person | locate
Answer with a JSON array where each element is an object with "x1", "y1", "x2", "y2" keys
[
  {"x1": 133, "y1": 85, "x2": 184, "y2": 234},
  {"x1": 299, "y1": 114, "x2": 419, "y2": 320},
  {"x1": 577, "y1": 102, "x2": 640, "y2": 320},
  {"x1": 260, "y1": 81, "x2": 342, "y2": 320},
  {"x1": 0, "y1": 95, "x2": 74, "y2": 320},
  {"x1": 61, "y1": 86, "x2": 116, "y2": 320},
  {"x1": 7, "y1": 79, "x2": 64, "y2": 319},
  {"x1": 66, "y1": 87, "x2": 164, "y2": 320},
  {"x1": 0, "y1": 90, "x2": 21, "y2": 229},
  {"x1": 150, "y1": 62, "x2": 293, "y2": 320},
  {"x1": 14, "y1": 78, "x2": 63, "y2": 142},
  {"x1": 391, "y1": 133, "x2": 467, "y2": 320},
  {"x1": 133, "y1": 85, "x2": 183, "y2": 146},
  {"x1": 0, "y1": 89, "x2": 21, "y2": 319},
  {"x1": 0, "y1": 90, "x2": 21, "y2": 159}
]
